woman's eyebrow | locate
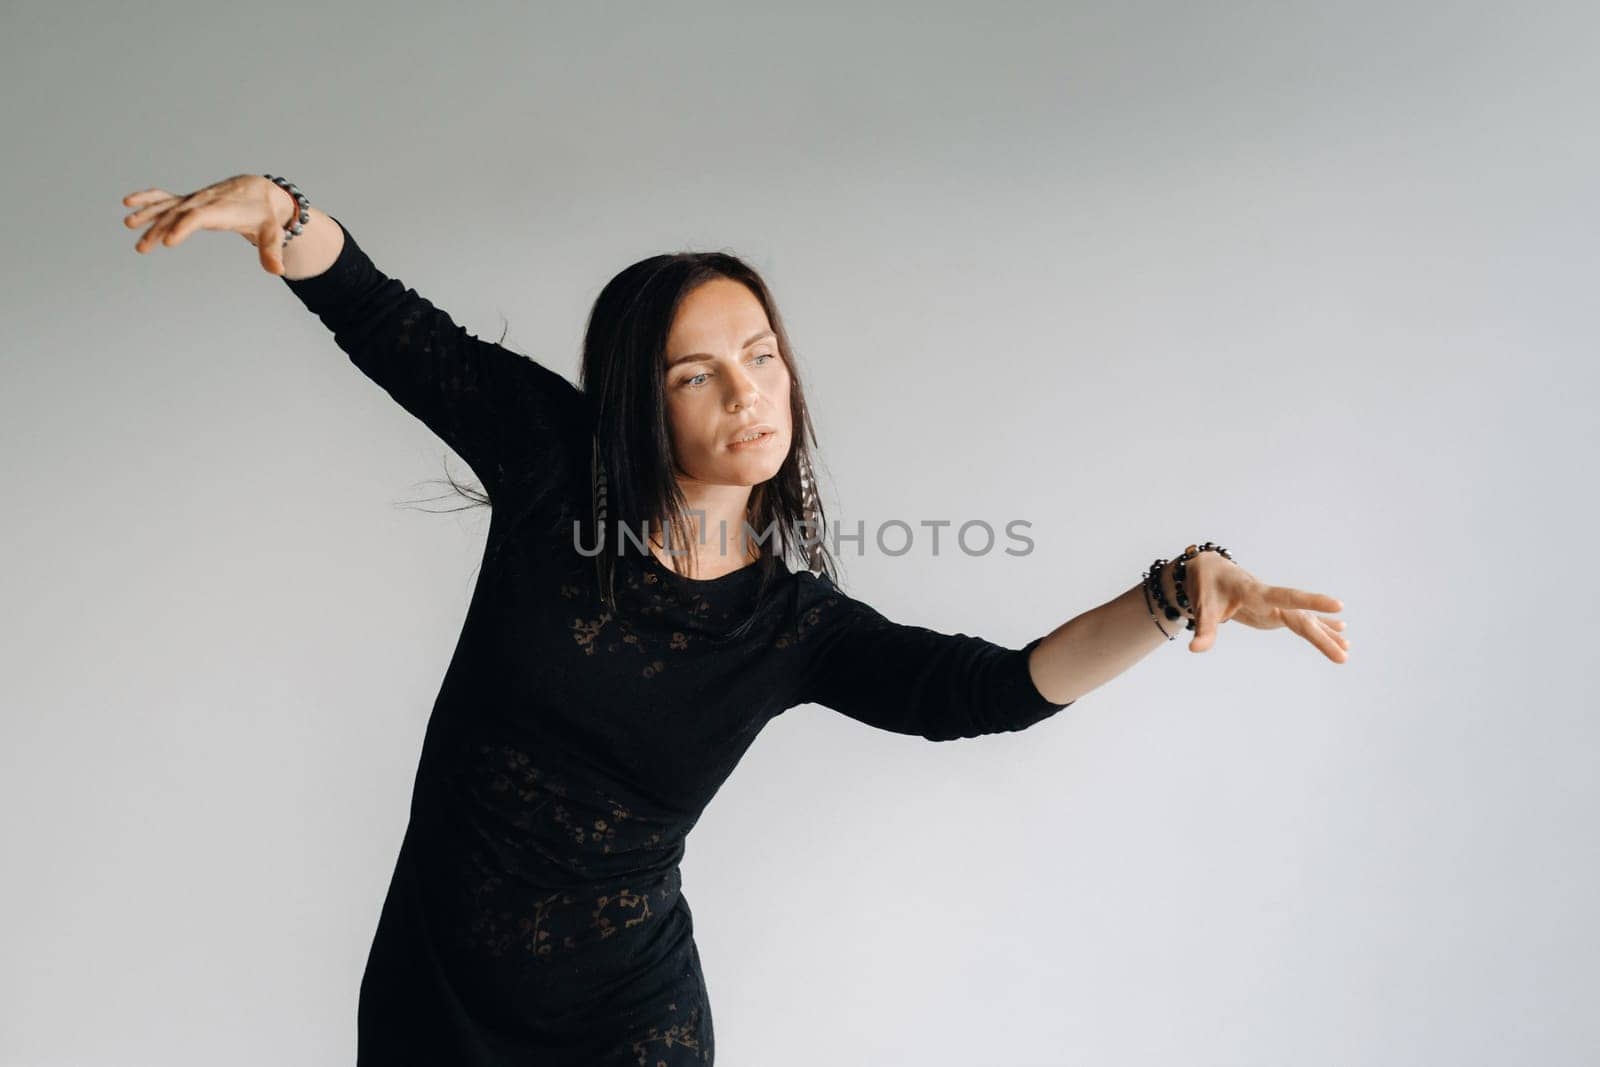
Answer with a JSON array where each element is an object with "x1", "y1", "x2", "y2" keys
[{"x1": 668, "y1": 329, "x2": 776, "y2": 366}]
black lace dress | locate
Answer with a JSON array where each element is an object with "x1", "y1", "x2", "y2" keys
[{"x1": 282, "y1": 218, "x2": 1073, "y2": 1065}]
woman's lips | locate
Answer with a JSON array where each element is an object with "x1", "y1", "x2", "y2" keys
[{"x1": 726, "y1": 429, "x2": 776, "y2": 450}]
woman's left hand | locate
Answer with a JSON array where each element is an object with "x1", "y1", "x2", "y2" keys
[{"x1": 1182, "y1": 553, "x2": 1349, "y2": 662}]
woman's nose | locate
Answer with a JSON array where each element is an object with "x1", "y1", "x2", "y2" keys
[{"x1": 725, "y1": 370, "x2": 760, "y2": 409}]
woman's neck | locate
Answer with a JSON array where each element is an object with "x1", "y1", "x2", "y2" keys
[{"x1": 648, "y1": 482, "x2": 761, "y2": 578}]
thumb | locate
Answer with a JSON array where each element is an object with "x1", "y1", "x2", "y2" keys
[
  {"x1": 257, "y1": 221, "x2": 284, "y2": 275},
  {"x1": 1188, "y1": 605, "x2": 1215, "y2": 653}
]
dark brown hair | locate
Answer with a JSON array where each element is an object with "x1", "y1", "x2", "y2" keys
[{"x1": 424, "y1": 250, "x2": 839, "y2": 629}]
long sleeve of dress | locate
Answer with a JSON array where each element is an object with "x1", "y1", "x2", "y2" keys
[
  {"x1": 791, "y1": 571, "x2": 1074, "y2": 742},
  {"x1": 281, "y1": 216, "x2": 589, "y2": 502}
]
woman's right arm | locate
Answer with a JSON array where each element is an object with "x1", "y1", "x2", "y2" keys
[
  {"x1": 278, "y1": 209, "x2": 588, "y2": 504},
  {"x1": 124, "y1": 175, "x2": 589, "y2": 503}
]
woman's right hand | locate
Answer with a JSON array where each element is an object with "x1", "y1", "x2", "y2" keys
[{"x1": 121, "y1": 174, "x2": 295, "y2": 275}]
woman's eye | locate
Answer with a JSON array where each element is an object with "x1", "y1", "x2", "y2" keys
[{"x1": 681, "y1": 353, "x2": 775, "y2": 388}]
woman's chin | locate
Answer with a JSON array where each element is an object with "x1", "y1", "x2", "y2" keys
[
  {"x1": 720, "y1": 439, "x2": 787, "y2": 475},
  {"x1": 727, "y1": 460, "x2": 785, "y2": 485}
]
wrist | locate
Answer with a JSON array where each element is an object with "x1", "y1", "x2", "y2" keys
[{"x1": 264, "y1": 178, "x2": 296, "y2": 228}]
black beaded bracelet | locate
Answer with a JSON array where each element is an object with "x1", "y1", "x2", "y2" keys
[
  {"x1": 1141, "y1": 580, "x2": 1179, "y2": 640},
  {"x1": 1143, "y1": 542, "x2": 1236, "y2": 639},
  {"x1": 262, "y1": 174, "x2": 310, "y2": 249}
]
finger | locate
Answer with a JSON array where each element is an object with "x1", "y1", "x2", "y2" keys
[
  {"x1": 1188, "y1": 594, "x2": 1217, "y2": 653},
  {"x1": 135, "y1": 202, "x2": 185, "y2": 252},
  {"x1": 1272, "y1": 586, "x2": 1343, "y2": 614},
  {"x1": 164, "y1": 206, "x2": 213, "y2": 247},
  {"x1": 135, "y1": 214, "x2": 174, "y2": 253},
  {"x1": 122, "y1": 188, "x2": 178, "y2": 206},
  {"x1": 135, "y1": 217, "x2": 168, "y2": 253},
  {"x1": 124, "y1": 196, "x2": 181, "y2": 229},
  {"x1": 140, "y1": 206, "x2": 190, "y2": 252},
  {"x1": 1292, "y1": 610, "x2": 1348, "y2": 663},
  {"x1": 1317, "y1": 616, "x2": 1351, "y2": 651}
]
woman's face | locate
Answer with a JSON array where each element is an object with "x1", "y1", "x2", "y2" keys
[{"x1": 662, "y1": 277, "x2": 793, "y2": 486}]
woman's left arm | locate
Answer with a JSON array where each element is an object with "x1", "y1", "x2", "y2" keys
[{"x1": 1026, "y1": 552, "x2": 1350, "y2": 706}]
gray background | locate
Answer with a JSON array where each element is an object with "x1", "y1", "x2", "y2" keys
[{"x1": 3, "y1": 1, "x2": 1595, "y2": 1064}]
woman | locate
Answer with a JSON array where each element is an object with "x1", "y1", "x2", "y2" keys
[{"x1": 121, "y1": 174, "x2": 1350, "y2": 1064}]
